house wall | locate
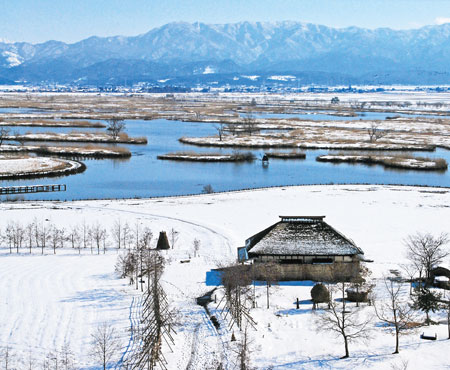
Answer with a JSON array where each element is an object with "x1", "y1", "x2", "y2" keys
[{"x1": 253, "y1": 261, "x2": 360, "y2": 282}]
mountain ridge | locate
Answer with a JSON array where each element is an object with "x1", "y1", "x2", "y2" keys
[{"x1": 1, "y1": 21, "x2": 450, "y2": 86}]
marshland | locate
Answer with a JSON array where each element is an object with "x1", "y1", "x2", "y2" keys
[{"x1": 0, "y1": 91, "x2": 449, "y2": 200}]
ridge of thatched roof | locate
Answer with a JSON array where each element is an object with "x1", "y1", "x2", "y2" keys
[{"x1": 246, "y1": 216, "x2": 363, "y2": 257}]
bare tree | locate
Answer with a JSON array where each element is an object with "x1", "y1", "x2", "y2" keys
[
  {"x1": 13, "y1": 129, "x2": 26, "y2": 146},
  {"x1": 11, "y1": 221, "x2": 24, "y2": 253},
  {"x1": 122, "y1": 222, "x2": 131, "y2": 250},
  {"x1": 254, "y1": 262, "x2": 281, "y2": 309},
  {"x1": 374, "y1": 277, "x2": 417, "y2": 354},
  {"x1": 25, "y1": 220, "x2": 35, "y2": 254},
  {"x1": 60, "y1": 343, "x2": 76, "y2": 370},
  {"x1": 90, "y1": 322, "x2": 121, "y2": 370},
  {"x1": 50, "y1": 224, "x2": 61, "y2": 254},
  {"x1": 0, "y1": 345, "x2": 14, "y2": 370},
  {"x1": 220, "y1": 264, "x2": 254, "y2": 330},
  {"x1": 69, "y1": 225, "x2": 81, "y2": 254},
  {"x1": 116, "y1": 251, "x2": 136, "y2": 283},
  {"x1": 81, "y1": 220, "x2": 90, "y2": 250},
  {"x1": 112, "y1": 219, "x2": 122, "y2": 249},
  {"x1": 5, "y1": 222, "x2": 14, "y2": 253},
  {"x1": 26, "y1": 348, "x2": 36, "y2": 370},
  {"x1": 242, "y1": 113, "x2": 258, "y2": 136},
  {"x1": 193, "y1": 238, "x2": 201, "y2": 257},
  {"x1": 315, "y1": 281, "x2": 372, "y2": 358},
  {"x1": 226, "y1": 123, "x2": 239, "y2": 136},
  {"x1": 367, "y1": 122, "x2": 388, "y2": 142},
  {"x1": 232, "y1": 326, "x2": 253, "y2": 370},
  {"x1": 91, "y1": 222, "x2": 107, "y2": 255},
  {"x1": 215, "y1": 122, "x2": 226, "y2": 141},
  {"x1": 169, "y1": 228, "x2": 179, "y2": 250},
  {"x1": 106, "y1": 119, "x2": 126, "y2": 140},
  {"x1": 0, "y1": 127, "x2": 10, "y2": 146},
  {"x1": 400, "y1": 264, "x2": 419, "y2": 295},
  {"x1": 405, "y1": 232, "x2": 449, "y2": 281}
]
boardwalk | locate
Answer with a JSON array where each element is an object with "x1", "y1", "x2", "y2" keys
[{"x1": 0, "y1": 184, "x2": 66, "y2": 195}]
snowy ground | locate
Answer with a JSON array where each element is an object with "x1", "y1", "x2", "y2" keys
[
  {"x1": 0, "y1": 185, "x2": 449, "y2": 369},
  {"x1": 0, "y1": 155, "x2": 83, "y2": 178}
]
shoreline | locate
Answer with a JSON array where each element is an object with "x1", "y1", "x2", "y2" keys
[
  {"x1": 0, "y1": 144, "x2": 131, "y2": 158},
  {"x1": 179, "y1": 136, "x2": 437, "y2": 151},
  {"x1": 1, "y1": 183, "x2": 448, "y2": 203},
  {"x1": 4, "y1": 132, "x2": 147, "y2": 145}
]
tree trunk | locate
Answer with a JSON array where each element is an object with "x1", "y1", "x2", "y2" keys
[
  {"x1": 266, "y1": 281, "x2": 270, "y2": 309},
  {"x1": 394, "y1": 327, "x2": 399, "y2": 354},
  {"x1": 343, "y1": 336, "x2": 349, "y2": 358}
]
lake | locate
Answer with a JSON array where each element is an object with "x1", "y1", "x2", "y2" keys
[{"x1": 1, "y1": 118, "x2": 449, "y2": 200}]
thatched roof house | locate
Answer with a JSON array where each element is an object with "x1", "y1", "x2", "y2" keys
[{"x1": 241, "y1": 216, "x2": 364, "y2": 281}]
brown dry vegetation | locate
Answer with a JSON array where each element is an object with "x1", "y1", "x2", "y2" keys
[
  {"x1": 264, "y1": 151, "x2": 306, "y2": 159},
  {"x1": 0, "y1": 119, "x2": 105, "y2": 128},
  {"x1": 0, "y1": 93, "x2": 449, "y2": 152},
  {"x1": 157, "y1": 151, "x2": 255, "y2": 162},
  {"x1": 317, "y1": 154, "x2": 448, "y2": 171}
]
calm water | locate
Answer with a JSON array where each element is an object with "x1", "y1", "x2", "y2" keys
[{"x1": 1, "y1": 118, "x2": 449, "y2": 200}]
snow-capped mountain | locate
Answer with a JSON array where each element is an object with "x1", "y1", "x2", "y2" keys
[{"x1": 1, "y1": 21, "x2": 450, "y2": 85}]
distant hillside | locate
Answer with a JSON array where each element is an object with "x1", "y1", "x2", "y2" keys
[{"x1": 1, "y1": 21, "x2": 450, "y2": 86}]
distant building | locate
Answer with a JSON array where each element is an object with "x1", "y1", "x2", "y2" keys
[{"x1": 240, "y1": 216, "x2": 365, "y2": 281}]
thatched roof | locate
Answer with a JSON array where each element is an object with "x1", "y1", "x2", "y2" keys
[
  {"x1": 156, "y1": 231, "x2": 170, "y2": 250},
  {"x1": 246, "y1": 216, "x2": 363, "y2": 257}
]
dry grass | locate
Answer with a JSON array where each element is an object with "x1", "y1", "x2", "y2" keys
[
  {"x1": 35, "y1": 144, "x2": 131, "y2": 157},
  {"x1": 265, "y1": 151, "x2": 306, "y2": 159},
  {"x1": 0, "y1": 119, "x2": 105, "y2": 128},
  {"x1": 157, "y1": 151, "x2": 255, "y2": 162},
  {"x1": 317, "y1": 154, "x2": 448, "y2": 171}
]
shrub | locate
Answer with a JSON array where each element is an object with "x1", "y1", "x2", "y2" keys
[{"x1": 311, "y1": 283, "x2": 330, "y2": 308}]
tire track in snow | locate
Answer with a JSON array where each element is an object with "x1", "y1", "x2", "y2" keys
[{"x1": 118, "y1": 295, "x2": 142, "y2": 368}]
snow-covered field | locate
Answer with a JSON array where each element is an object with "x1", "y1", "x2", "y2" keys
[{"x1": 0, "y1": 185, "x2": 449, "y2": 369}]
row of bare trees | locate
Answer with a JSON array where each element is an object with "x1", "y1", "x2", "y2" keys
[
  {"x1": 0, "y1": 219, "x2": 181, "y2": 255},
  {"x1": 1, "y1": 343, "x2": 77, "y2": 370}
]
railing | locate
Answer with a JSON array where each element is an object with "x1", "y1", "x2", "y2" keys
[{"x1": 0, "y1": 184, "x2": 66, "y2": 195}]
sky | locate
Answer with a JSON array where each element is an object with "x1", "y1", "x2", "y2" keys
[{"x1": 1, "y1": 0, "x2": 450, "y2": 44}]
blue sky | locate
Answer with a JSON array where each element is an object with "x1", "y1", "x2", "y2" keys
[{"x1": 1, "y1": 0, "x2": 450, "y2": 44}]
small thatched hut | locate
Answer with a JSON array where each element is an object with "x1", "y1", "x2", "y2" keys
[{"x1": 156, "y1": 231, "x2": 170, "y2": 250}]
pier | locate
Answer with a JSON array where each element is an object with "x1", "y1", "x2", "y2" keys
[{"x1": 0, "y1": 184, "x2": 66, "y2": 195}]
